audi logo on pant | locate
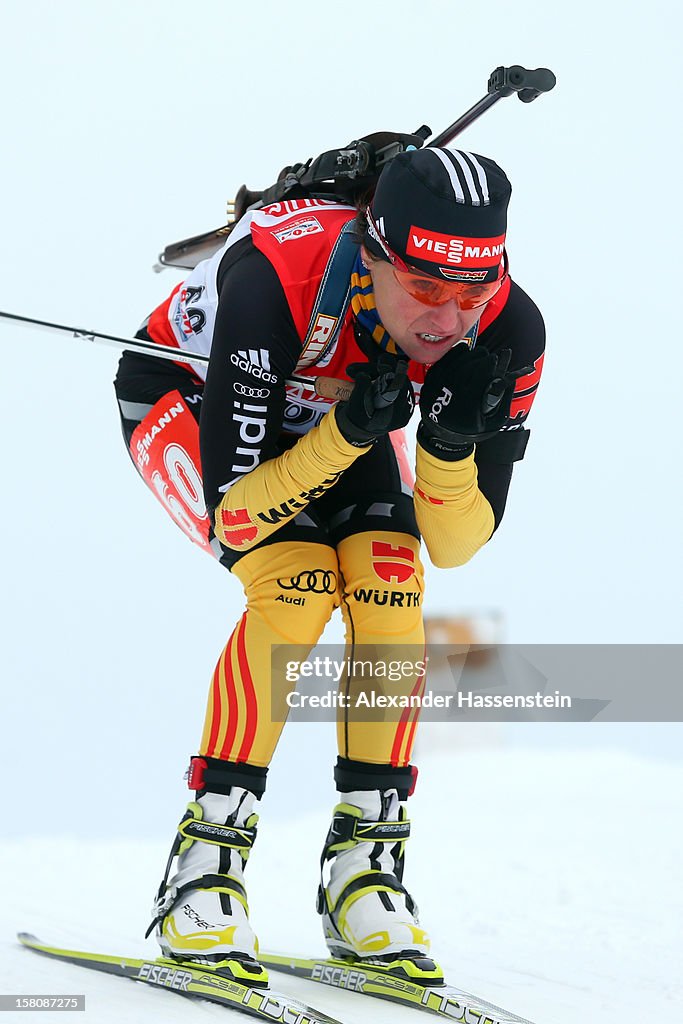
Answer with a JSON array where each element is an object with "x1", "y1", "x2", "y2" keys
[{"x1": 278, "y1": 570, "x2": 337, "y2": 594}]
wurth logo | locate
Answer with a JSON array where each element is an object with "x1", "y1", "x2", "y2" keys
[
  {"x1": 407, "y1": 227, "x2": 505, "y2": 267},
  {"x1": 371, "y1": 541, "x2": 415, "y2": 584},
  {"x1": 353, "y1": 588, "x2": 421, "y2": 607},
  {"x1": 257, "y1": 473, "x2": 344, "y2": 524},
  {"x1": 218, "y1": 507, "x2": 258, "y2": 546}
]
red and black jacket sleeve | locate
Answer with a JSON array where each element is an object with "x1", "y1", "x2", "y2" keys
[
  {"x1": 199, "y1": 237, "x2": 302, "y2": 515},
  {"x1": 474, "y1": 278, "x2": 546, "y2": 529},
  {"x1": 200, "y1": 237, "x2": 369, "y2": 551},
  {"x1": 414, "y1": 278, "x2": 545, "y2": 567}
]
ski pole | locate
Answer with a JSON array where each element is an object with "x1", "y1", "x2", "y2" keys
[
  {"x1": 0, "y1": 310, "x2": 353, "y2": 401},
  {"x1": 156, "y1": 64, "x2": 556, "y2": 273}
]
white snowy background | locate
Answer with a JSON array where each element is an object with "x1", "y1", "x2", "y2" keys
[{"x1": 1, "y1": 1, "x2": 682, "y2": 1021}]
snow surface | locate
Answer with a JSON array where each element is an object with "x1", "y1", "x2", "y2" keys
[{"x1": 2, "y1": 746, "x2": 682, "y2": 1023}]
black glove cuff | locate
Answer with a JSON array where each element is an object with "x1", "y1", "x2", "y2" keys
[
  {"x1": 333, "y1": 405, "x2": 376, "y2": 448},
  {"x1": 416, "y1": 422, "x2": 474, "y2": 462}
]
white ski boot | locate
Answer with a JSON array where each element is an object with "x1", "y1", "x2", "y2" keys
[
  {"x1": 148, "y1": 768, "x2": 267, "y2": 986},
  {"x1": 317, "y1": 787, "x2": 442, "y2": 984}
]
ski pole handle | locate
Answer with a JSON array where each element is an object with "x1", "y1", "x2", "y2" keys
[{"x1": 305, "y1": 375, "x2": 353, "y2": 402}]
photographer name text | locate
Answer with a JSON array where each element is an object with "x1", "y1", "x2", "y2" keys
[{"x1": 285, "y1": 690, "x2": 572, "y2": 710}]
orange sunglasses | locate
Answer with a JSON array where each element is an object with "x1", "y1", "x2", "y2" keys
[{"x1": 366, "y1": 209, "x2": 508, "y2": 309}]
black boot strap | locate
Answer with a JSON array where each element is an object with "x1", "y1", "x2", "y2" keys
[
  {"x1": 322, "y1": 811, "x2": 410, "y2": 864},
  {"x1": 319, "y1": 870, "x2": 416, "y2": 918},
  {"x1": 145, "y1": 872, "x2": 248, "y2": 938},
  {"x1": 178, "y1": 817, "x2": 256, "y2": 851},
  {"x1": 338, "y1": 814, "x2": 410, "y2": 845}
]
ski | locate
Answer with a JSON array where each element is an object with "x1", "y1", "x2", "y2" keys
[
  {"x1": 260, "y1": 952, "x2": 537, "y2": 1024},
  {"x1": 17, "y1": 934, "x2": 344, "y2": 1024}
]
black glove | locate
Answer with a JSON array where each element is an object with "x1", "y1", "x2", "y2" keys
[
  {"x1": 417, "y1": 345, "x2": 531, "y2": 461},
  {"x1": 334, "y1": 354, "x2": 415, "y2": 447}
]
